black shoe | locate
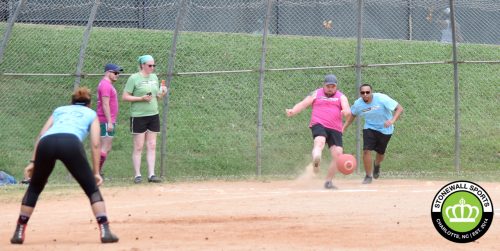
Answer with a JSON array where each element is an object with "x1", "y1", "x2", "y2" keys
[
  {"x1": 373, "y1": 161, "x2": 381, "y2": 179},
  {"x1": 99, "y1": 223, "x2": 119, "y2": 243},
  {"x1": 324, "y1": 181, "x2": 338, "y2": 190},
  {"x1": 10, "y1": 223, "x2": 27, "y2": 244},
  {"x1": 148, "y1": 175, "x2": 162, "y2": 183},
  {"x1": 20, "y1": 178, "x2": 31, "y2": 184},
  {"x1": 362, "y1": 175, "x2": 373, "y2": 184}
]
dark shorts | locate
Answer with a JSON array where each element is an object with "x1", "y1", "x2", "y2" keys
[
  {"x1": 130, "y1": 114, "x2": 160, "y2": 134},
  {"x1": 363, "y1": 129, "x2": 392, "y2": 154},
  {"x1": 310, "y1": 124, "x2": 343, "y2": 148},
  {"x1": 100, "y1": 123, "x2": 116, "y2": 137}
]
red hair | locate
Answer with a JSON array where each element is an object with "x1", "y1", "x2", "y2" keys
[{"x1": 71, "y1": 87, "x2": 91, "y2": 106}]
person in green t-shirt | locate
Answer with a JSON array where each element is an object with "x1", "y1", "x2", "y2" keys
[{"x1": 122, "y1": 55, "x2": 167, "y2": 184}]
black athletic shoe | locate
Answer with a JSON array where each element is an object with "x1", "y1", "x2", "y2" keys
[
  {"x1": 148, "y1": 175, "x2": 162, "y2": 183},
  {"x1": 99, "y1": 223, "x2": 119, "y2": 243},
  {"x1": 362, "y1": 175, "x2": 373, "y2": 184},
  {"x1": 324, "y1": 181, "x2": 338, "y2": 190},
  {"x1": 373, "y1": 161, "x2": 381, "y2": 179},
  {"x1": 10, "y1": 223, "x2": 27, "y2": 244}
]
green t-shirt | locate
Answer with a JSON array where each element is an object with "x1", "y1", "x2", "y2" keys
[{"x1": 124, "y1": 73, "x2": 160, "y2": 117}]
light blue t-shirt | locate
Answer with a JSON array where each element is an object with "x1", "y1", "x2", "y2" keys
[
  {"x1": 351, "y1": 93, "x2": 398, "y2": 135},
  {"x1": 41, "y1": 105, "x2": 97, "y2": 142}
]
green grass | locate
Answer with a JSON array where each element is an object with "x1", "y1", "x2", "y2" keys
[{"x1": 0, "y1": 23, "x2": 499, "y2": 183}]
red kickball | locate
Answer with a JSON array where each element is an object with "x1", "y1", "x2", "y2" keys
[{"x1": 336, "y1": 154, "x2": 357, "y2": 175}]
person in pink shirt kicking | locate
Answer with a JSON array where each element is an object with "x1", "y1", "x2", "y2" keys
[
  {"x1": 286, "y1": 74, "x2": 351, "y2": 189},
  {"x1": 96, "y1": 63, "x2": 123, "y2": 178}
]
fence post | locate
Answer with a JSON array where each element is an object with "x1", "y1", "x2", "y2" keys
[
  {"x1": 449, "y1": 0, "x2": 461, "y2": 172},
  {"x1": 0, "y1": 0, "x2": 27, "y2": 65},
  {"x1": 160, "y1": 0, "x2": 189, "y2": 178},
  {"x1": 406, "y1": 0, "x2": 413, "y2": 40},
  {"x1": 256, "y1": 0, "x2": 274, "y2": 176},
  {"x1": 354, "y1": 0, "x2": 364, "y2": 172},
  {"x1": 73, "y1": 0, "x2": 101, "y2": 90}
]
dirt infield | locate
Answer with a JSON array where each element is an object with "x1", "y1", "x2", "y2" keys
[{"x1": 1, "y1": 174, "x2": 500, "y2": 250}]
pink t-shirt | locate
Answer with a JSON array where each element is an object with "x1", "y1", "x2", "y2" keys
[
  {"x1": 309, "y1": 88, "x2": 344, "y2": 132},
  {"x1": 97, "y1": 78, "x2": 118, "y2": 123}
]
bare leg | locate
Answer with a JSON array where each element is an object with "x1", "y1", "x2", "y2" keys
[
  {"x1": 363, "y1": 150, "x2": 373, "y2": 176},
  {"x1": 91, "y1": 201, "x2": 107, "y2": 216},
  {"x1": 375, "y1": 153, "x2": 385, "y2": 166},
  {"x1": 101, "y1": 137, "x2": 113, "y2": 156},
  {"x1": 325, "y1": 146, "x2": 343, "y2": 181},
  {"x1": 100, "y1": 137, "x2": 113, "y2": 173},
  {"x1": 132, "y1": 133, "x2": 146, "y2": 177},
  {"x1": 18, "y1": 205, "x2": 34, "y2": 218},
  {"x1": 145, "y1": 131, "x2": 158, "y2": 178},
  {"x1": 312, "y1": 136, "x2": 326, "y2": 173}
]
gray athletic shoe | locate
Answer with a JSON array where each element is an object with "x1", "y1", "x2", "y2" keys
[
  {"x1": 362, "y1": 175, "x2": 373, "y2": 184},
  {"x1": 373, "y1": 161, "x2": 381, "y2": 179},
  {"x1": 133, "y1": 176, "x2": 142, "y2": 184},
  {"x1": 99, "y1": 223, "x2": 119, "y2": 243},
  {"x1": 324, "y1": 181, "x2": 338, "y2": 190}
]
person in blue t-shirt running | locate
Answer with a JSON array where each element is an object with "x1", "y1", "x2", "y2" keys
[{"x1": 343, "y1": 84, "x2": 403, "y2": 184}]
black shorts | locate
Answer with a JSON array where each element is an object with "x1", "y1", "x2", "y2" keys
[
  {"x1": 130, "y1": 114, "x2": 160, "y2": 134},
  {"x1": 363, "y1": 129, "x2": 392, "y2": 154},
  {"x1": 310, "y1": 124, "x2": 343, "y2": 148}
]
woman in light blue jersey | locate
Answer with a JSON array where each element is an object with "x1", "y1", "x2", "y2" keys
[{"x1": 10, "y1": 87, "x2": 119, "y2": 245}]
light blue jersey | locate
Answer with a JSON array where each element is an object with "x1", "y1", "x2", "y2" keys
[
  {"x1": 41, "y1": 105, "x2": 97, "y2": 142},
  {"x1": 351, "y1": 93, "x2": 398, "y2": 135}
]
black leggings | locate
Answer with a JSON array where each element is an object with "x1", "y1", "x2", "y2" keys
[{"x1": 22, "y1": 134, "x2": 103, "y2": 207}]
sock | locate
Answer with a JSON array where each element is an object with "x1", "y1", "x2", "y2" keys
[
  {"x1": 96, "y1": 215, "x2": 108, "y2": 224},
  {"x1": 18, "y1": 215, "x2": 30, "y2": 224},
  {"x1": 99, "y1": 152, "x2": 107, "y2": 172}
]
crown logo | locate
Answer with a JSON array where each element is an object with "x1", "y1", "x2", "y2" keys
[{"x1": 445, "y1": 198, "x2": 480, "y2": 223}]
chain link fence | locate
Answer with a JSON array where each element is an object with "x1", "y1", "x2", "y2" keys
[{"x1": 0, "y1": 0, "x2": 499, "y2": 183}]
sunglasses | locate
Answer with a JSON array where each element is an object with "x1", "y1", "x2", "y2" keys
[
  {"x1": 147, "y1": 64, "x2": 156, "y2": 68},
  {"x1": 360, "y1": 91, "x2": 371, "y2": 95},
  {"x1": 111, "y1": 71, "x2": 120, "y2": 75}
]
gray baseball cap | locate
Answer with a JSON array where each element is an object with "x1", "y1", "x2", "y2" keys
[{"x1": 324, "y1": 74, "x2": 338, "y2": 85}]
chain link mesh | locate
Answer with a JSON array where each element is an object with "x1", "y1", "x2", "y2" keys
[{"x1": 0, "y1": 0, "x2": 498, "y2": 182}]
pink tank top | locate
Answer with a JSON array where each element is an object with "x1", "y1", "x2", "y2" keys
[{"x1": 309, "y1": 88, "x2": 344, "y2": 132}]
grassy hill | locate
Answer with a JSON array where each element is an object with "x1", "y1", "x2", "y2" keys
[{"x1": 0, "y1": 23, "x2": 499, "y2": 183}]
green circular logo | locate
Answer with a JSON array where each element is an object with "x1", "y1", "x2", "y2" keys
[
  {"x1": 431, "y1": 180, "x2": 494, "y2": 243},
  {"x1": 442, "y1": 191, "x2": 482, "y2": 233}
]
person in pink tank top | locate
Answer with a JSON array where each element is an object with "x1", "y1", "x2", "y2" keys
[
  {"x1": 286, "y1": 74, "x2": 351, "y2": 189},
  {"x1": 96, "y1": 63, "x2": 123, "y2": 178}
]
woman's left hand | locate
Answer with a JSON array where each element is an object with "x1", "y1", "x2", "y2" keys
[{"x1": 95, "y1": 174, "x2": 103, "y2": 186}]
